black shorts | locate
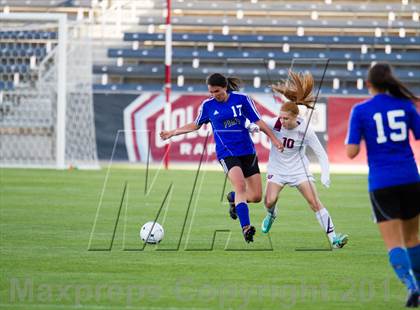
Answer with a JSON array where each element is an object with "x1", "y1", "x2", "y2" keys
[
  {"x1": 369, "y1": 182, "x2": 420, "y2": 223},
  {"x1": 219, "y1": 154, "x2": 260, "y2": 178}
]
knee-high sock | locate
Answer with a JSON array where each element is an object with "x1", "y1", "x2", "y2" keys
[
  {"x1": 236, "y1": 202, "x2": 250, "y2": 228},
  {"x1": 315, "y1": 208, "x2": 336, "y2": 243},
  {"x1": 389, "y1": 247, "x2": 419, "y2": 292},
  {"x1": 407, "y1": 244, "x2": 420, "y2": 288}
]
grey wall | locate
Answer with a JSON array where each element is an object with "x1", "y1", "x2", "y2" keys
[{"x1": 93, "y1": 93, "x2": 138, "y2": 160}]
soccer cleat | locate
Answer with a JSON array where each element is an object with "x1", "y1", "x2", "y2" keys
[
  {"x1": 261, "y1": 212, "x2": 276, "y2": 234},
  {"x1": 405, "y1": 290, "x2": 419, "y2": 307},
  {"x1": 243, "y1": 225, "x2": 256, "y2": 243},
  {"x1": 332, "y1": 233, "x2": 349, "y2": 249},
  {"x1": 226, "y1": 191, "x2": 237, "y2": 220}
]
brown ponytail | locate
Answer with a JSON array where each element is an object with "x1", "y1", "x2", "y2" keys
[
  {"x1": 206, "y1": 73, "x2": 242, "y2": 92},
  {"x1": 368, "y1": 63, "x2": 418, "y2": 102},
  {"x1": 271, "y1": 70, "x2": 315, "y2": 110},
  {"x1": 226, "y1": 77, "x2": 241, "y2": 92}
]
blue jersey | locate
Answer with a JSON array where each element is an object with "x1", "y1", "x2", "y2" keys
[
  {"x1": 346, "y1": 93, "x2": 420, "y2": 191},
  {"x1": 195, "y1": 91, "x2": 261, "y2": 160}
]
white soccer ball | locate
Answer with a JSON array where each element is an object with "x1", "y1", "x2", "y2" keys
[{"x1": 140, "y1": 221, "x2": 164, "y2": 244}]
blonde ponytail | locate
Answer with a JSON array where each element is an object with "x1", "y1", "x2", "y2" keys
[{"x1": 271, "y1": 70, "x2": 315, "y2": 109}]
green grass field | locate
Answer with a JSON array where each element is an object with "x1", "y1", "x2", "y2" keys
[{"x1": 0, "y1": 167, "x2": 411, "y2": 309}]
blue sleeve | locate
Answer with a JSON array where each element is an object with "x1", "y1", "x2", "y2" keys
[
  {"x1": 407, "y1": 103, "x2": 420, "y2": 140},
  {"x1": 346, "y1": 105, "x2": 363, "y2": 144},
  {"x1": 242, "y1": 95, "x2": 261, "y2": 123},
  {"x1": 194, "y1": 102, "x2": 209, "y2": 126}
]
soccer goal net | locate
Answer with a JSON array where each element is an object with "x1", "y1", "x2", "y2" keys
[{"x1": 0, "y1": 13, "x2": 98, "y2": 169}]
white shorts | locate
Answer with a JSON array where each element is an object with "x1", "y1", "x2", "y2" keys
[{"x1": 266, "y1": 173, "x2": 315, "y2": 187}]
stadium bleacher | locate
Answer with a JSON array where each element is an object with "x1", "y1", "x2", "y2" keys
[
  {"x1": 0, "y1": 0, "x2": 419, "y2": 94},
  {"x1": 138, "y1": 15, "x2": 419, "y2": 31},
  {"x1": 123, "y1": 32, "x2": 419, "y2": 46},
  {"x1": 0, "y1": 0, "x2": 97, "y2": 23},
  {"x1": 0, "y1": 0, "x2": 94, "y2": 7},
  {"x1": 0, "y1": 64, "x2": 28, "y2": 73},
  {"x1": 0, "y1": 30, "x2": 57, "y2": 40},
  {"x1": 0, "y1": 80, "x2": 14, "y2": 90},
  {"x1": 0, "y1": 30, "x2": 53, "y2": 90},
  {"x1": 106, "y1": 47, "x2": 420, "y2": 63},
  {"x1": 89, "y1": 0, "x2": 420, "y2": 94}
]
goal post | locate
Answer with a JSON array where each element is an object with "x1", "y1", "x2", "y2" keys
[{"x1": 0, "y1": 13, "x2": 98, "y2": 169}]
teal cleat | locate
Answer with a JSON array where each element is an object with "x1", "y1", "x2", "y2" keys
[
  {"x1": 261, "y1": 213, "x2": 276, "y2": 234},
  {"x1": 332, "y1": 233, "x2": 349, "y2": 249}
]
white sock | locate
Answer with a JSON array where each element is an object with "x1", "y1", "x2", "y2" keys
[
  {"x1": 267, "y1": 205, "x2": 277, "y2": 218},
  {"x1": 315, "y1": 208, "x2": 336, "y2": 243}
]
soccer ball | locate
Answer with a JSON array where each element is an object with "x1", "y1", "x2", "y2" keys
[{"x1": 140, "y1": 221, "x2": 164, "y2": 244}]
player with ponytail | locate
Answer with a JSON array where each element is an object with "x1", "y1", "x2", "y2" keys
[
  {"x1": 260, "y1": 70, "x2": 348, "y2": 249},
  {"x1": 161, "y1": 73, "x2": 283, "y2": 243},
  {"x1": 346, "y1": 63, "x2": 420, "y2": 307}
]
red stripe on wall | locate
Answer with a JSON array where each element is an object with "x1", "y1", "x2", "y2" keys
[{"x1": 131, "y1": 94, "x2": 160, "y2": 161}]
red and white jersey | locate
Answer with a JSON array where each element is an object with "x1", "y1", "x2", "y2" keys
[{"x1": 265, "y1": 117, "x2": 329, "y2": 178}]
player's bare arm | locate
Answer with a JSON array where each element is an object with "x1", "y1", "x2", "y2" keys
[
  {"x1": 160, "y1": 122, "x2": 201, "y2": 140},
  {"x1": 255, "y1": 119, "x2": 284, "y2": 152},
  {"x1": 345, "y1": 144, "x2": 360, "y2": 159}
]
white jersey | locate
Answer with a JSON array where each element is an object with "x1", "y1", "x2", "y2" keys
[{"x1": 266, "y1": 117, "x2": 329, "y2": 179}]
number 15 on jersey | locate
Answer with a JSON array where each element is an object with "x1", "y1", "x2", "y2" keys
[{"x1": 373, "y1": 109, "x2": 407, "y2": 144}]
